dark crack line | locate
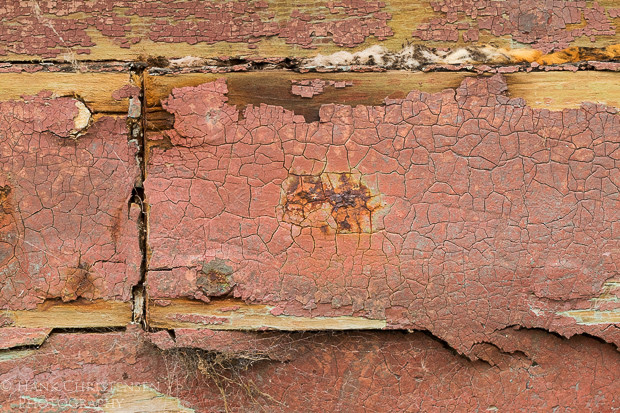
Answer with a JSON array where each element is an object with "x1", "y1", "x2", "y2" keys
[{"x1": 129, "y1": 62, "x2": 149, "y2": 327}]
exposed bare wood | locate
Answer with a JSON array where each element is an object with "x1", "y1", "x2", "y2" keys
[
  {"x1": 148, "y1": 299, "x2": 386, "y2": 330},
  {"x1": 4, "y1": 300, "x2": 132, "y2": 329},
  {"x1": 145, "y1": 71, "x2": 620, "y2": 131},
  {"x1": 0, "y1": 73, "x2": 136, "y2": 113},
  {"x1": 102, "y1": 384, "x2": 195, "y2": 413}
]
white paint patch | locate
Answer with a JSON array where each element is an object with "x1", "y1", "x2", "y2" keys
[
  {"x1": 303, "y1": 44, "x2": 513, "y2": 69},
  {"x1": 71, "y1": 100, "x2": 91, "y2": 138},
  {"x1": 169, "y1": 55, "x2": 207, "y2": 67}
]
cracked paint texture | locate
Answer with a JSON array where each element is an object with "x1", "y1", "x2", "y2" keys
[
  {"x1": 145, "y1": 74, "x2": 620, "y2": 353},
  {"x1": 0, "y1": 327, "x2": 618, "y2": 411},
  {"x1": 0, "y1": 93, "x2": 141, "y2": 310},
  {"x1": 0, "y1": 0, "x2": 392, "y2": 58},
  {"x1": 412, "y1": 0, "x2": 618, "y2": 52}
]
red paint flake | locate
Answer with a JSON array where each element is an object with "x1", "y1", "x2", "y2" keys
[
  {"x1": 0, "y1": 327, "x2": 49, "y2": 349},
  {"x1": 111, "y1": 84, "x2": 141, "y2": 100},
  {"x1": 291, "y1": 79, "x2": 327, "y2": 98},
  {"x1": 145, "y1": 75, "x2": 620, "y2": 352},
  {"x1": 291, "y1": 79, "x2": 354, "y2": 98}
]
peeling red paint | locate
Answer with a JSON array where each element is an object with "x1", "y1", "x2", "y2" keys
[
  {"x1": 0, "y1": 0, "x2": 392, "y2": 58},
  {"x1": 112, "y1": 84, "x2": 141, "y2": 101},
  {"x1": 0, "y1": 327, "x2": 617, "y2": 411},
  {"x1": 291, "y1": 79, "x2": 353, "y2": 98},
  {"x1": 0, "y1": 93, "x2": 141, "y2": 310},
  {"x1": 412, "y1": 0, "x2": 617, "y2": 52},
  {"x1": 145, "y1": 75, "x2": 620, "y2": 352}
]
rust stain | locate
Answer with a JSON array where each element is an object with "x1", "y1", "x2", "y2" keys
[
  {"x1": 0, "y1": 185, "x2": 10, "y2": 207},
  {"x1": 282, "y1": 173, "x2": 381, "y2": 234},
  {"x1": 533, "y1": 44, "x2": 620, "y2": 65}
]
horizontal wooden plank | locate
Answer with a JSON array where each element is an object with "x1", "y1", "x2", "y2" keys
[
  {"x1": 143, "y1": 72, "x2": 620, "y2": 353},
  {"x1": 4, "y1": 300, "x2": 132, "y2": 329},
  {"x1": 0, "y1": 327, "x2": 618, "y2": 411},
  {"x1": 0, "y1": 72, "x2": 137, "y2": 113},
  {"x1": 0, "y1": 77, "x2": 142, "y2": 313},
  {"x1": 0, "y1": 0, "x2": 618, "y2": 62},
  {"x1": 148, "y1": 298, "x2": 385, "y2": 330},
  {"x1": 145, "y1": 71, "x2": 620, "y2": 117}
]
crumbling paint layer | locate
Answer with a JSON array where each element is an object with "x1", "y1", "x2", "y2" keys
[
  {"x1": 305, "y1": 44, "x2": 620, "y2": 69},
  {"x1": 0, "y1": 0, "x2": 392, "y2": 58},
  {"x1": 0, "y1": 327, "x2": 618, "y2": 411},
  {"x1": 145, "y1": 74, "x2": 620, "y2": 352},
  {"x1": 412, "y1": 0, "x2": 617, "y2": 52},
  {"x1": 0, "y1": 93, "x2": 141, "y2": 310}
]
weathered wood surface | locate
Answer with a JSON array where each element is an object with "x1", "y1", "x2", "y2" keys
[
  {"x1": 0, "y1": 71, "x2": 140, "y2": 348},
  {"x1": 0, "y1": 1, "x2": 619, "y2": 409},
  {"x1": 1, "y1": 0, "x2": 619, "y2": 64},
  {"x1": 0, "y1": 326, "x2": 618, "y2": 411},
  {"x1": 143, "y1": 71, "x2": 620, "y2": 354}
]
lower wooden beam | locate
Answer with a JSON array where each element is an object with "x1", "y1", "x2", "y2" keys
[{"x1": 0, "y1": 326, "x2": 618, "y2": 411}]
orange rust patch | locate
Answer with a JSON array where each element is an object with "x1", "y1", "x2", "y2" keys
[{"x1": 281, "y1": 173, "x2": 381, "y2": 234}]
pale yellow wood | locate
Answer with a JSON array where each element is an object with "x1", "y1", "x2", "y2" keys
[
  {"x1": 103, "y1": 384, "x2": 195, "y2": 413},
  {"x1": 0, "y1": 73, "x2": 134, "y2": 113},
  {"x1": 6, "y1": 300, "x2": 132, "y2": 328},
  {"x1": 148, "y1": 299, "x2": 386, "y2": 330},
  {"x1": 505, "y1": 72, "x2": 620, "y2": 110}
]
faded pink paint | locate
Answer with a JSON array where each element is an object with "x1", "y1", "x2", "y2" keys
[
  {"x1": 112, "y1": 85, "x2": 141, "y2": 100},
  {"x1": 0, "y1": 328, "x2": 49, "y2": 349},
  {"x1": 291, "y1": 79, "x2": 354, "y2": 98}
]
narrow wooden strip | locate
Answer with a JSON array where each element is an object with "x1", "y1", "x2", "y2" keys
[
  {"x1": 0, "y1": 73, "x2": 135, "y2": 113},
  {"x1": 145, "y1": 71, "x2": 620, "y2": 117},
  {"x1": 0, "y1": 0, "x2": 618, "y2": 61},
  {"x1": 148, "y1": 299, "x2": 386, "y2": 330},
  {"x1": 5, "y1": 300, "x2": 132, "y2": 329}
]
